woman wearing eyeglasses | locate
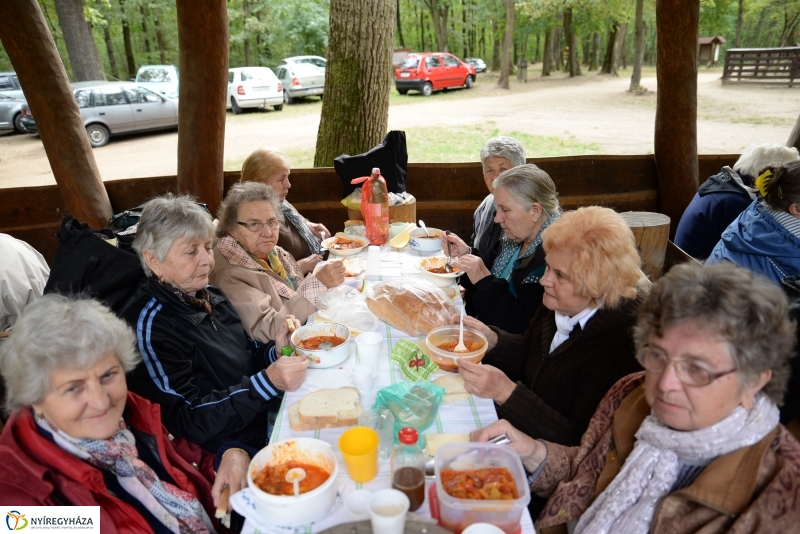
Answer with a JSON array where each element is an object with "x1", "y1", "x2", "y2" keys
[
  {"x1": 472, "y1": 262, "x2": 800, "y2": 534},
  {"x1": 209, "y1": 181, "x2": 345, "y2": 343}
]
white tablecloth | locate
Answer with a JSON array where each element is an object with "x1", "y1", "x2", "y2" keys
[{"x1": 239, "y1": 243, "x2": 536, "y2": 534}]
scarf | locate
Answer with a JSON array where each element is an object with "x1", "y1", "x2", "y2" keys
[
  {"x1": 37, "y1": 416, "x2": 216, "y2": 534},
  {"x1": 159, "y1": 280, "x2": 212, "y2": 314},
  {"x1": 490, "y1": 211, "x2": 560, "y2": 284},
  {"x1": 549, "y1": 306, "x2": 598, "y2": 353},
  {"x1": 282, "y1": 200, "x2": 322, "y2": 256},
  {"x1": 574, "y1": 393, "x2": 780, "y2": 534}
]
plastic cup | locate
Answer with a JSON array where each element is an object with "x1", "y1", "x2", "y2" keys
[
  {"x1": 358, "y1": 408, "x2": 395, "y2": 460},
  {"x1": 462, "y1": 524, "x2": 506, "y2": 534},
  {"x1": 356, "y1": 332, "x2": 382, "y2": 377},
  {"x1": 344, "y1": 489, "x2": 373, "y2": 521},
  {"x1": 390, "y1": 222, "x2": 408, "y2": 239},
  {"x1": 352, "y1": 363, "x2": 373, "y2": 393},
  {"x1": 369, "y1": 489, "x2": 410, "y2": 534},
  {"x1": 366, "y1": 245, "x2": 381, "y2": 277},
  {"x1": 339, "y1": 427, "x2": 379, "y2": 482}
]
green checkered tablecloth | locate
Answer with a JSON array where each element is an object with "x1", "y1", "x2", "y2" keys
[{"x1": 241, "y1": 243, "x2": 536, "y2": 534}]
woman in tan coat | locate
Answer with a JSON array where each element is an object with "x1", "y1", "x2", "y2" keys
[{"x1": 210, "y1": 182, "x2": 345, "y2": 342}]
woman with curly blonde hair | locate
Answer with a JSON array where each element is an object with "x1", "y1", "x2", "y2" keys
[{"x1": 454, "y1": 206, "x2": 647, "y2": 448}]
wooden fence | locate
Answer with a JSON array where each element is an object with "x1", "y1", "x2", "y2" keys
[{"x1": 722, "y1": 47, "x2": 800, "y2": 86}]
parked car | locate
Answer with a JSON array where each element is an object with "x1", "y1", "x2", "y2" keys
[
  {"x1": 279, "y1": 55, "x2": 327, "y2": 71},
  {"x1": 395, "y1": 52, "x2": 476, "y2": 96},
  {"x1": 0, "y1": 71, "x2": 24, "y2": 99},
  {"x1": 20, "y1": 81, "x2": 179, "y2": 148},
  {"x1": 275, "y1": 63, "x2": 325, "y2": 104},
  {"x1": 134, "y1": 65, "x2": 180, "y2": 99},
  {"x1": 465, "y1": 57, "x2": 487, "y2": 73},
  {"x1": 0, "y1": 93, "x2": 29, "y2": 134},
  {"x1": 227, "y1": 67, "x2": 283, "y2": 114}
]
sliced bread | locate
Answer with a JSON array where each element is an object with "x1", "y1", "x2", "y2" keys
[
  {"x1": 297, "y1": 387, "x2": 363, "y2": 426},
  {"x1": 288, "y1": 401, "x2": 359, "y2": 431},
  {"x1": 433, "y1": 374, "x2": 470, "y2": 404}
]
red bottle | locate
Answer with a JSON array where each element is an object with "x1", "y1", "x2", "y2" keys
[{"x1": 351, "y1": 167, "x2": 390, "y2": 245}]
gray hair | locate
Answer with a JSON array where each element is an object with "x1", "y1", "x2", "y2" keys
[
  {"x1": 132, "y1": 194, "x2": 214, "y2": 276},
  {"x1": 215, "y1": 181, "x2": 284, "y2": 239},
  {"x1": 734, "y1": 143, "x2": 799, "y2": 180},
  {"x1": 0, "y1": 295, "x2": 140, "y2": 414},
  {"x1": 480, "y1": 136, "x2": 526, "y2": 171},
  {"x1": 634, "y1": 262, "x2": 794, "y2": 406},
  {"x1": 492, "y1": 164, "x2": 561, "y2": 216}
]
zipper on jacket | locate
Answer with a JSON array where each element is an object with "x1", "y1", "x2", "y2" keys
[{"x1": 210, "y1": 316, "x2": 219, "y2": 332}]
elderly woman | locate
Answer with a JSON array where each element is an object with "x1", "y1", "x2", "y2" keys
[
  {"x1": 240, "y1": 147, "x2": 330, "y2": 273},
  {"x1": 0, "y1": 295, "x2": 247, "y2": 528},
  {"x1": 210, "y1": 182, "x2": 345, "y2": 342},
  {"x1": 473, "y1": 262, "x2": 800, "y2": 533},
  {"x1": 707, "y1": 160, "x2": 800, "y2": 285},
  {"x1": 444, "y1": 164, "x2": 561, "y2": 333},
  {"x1": 456, "y1": 206, "x2": 646, "y2": 445},
  {"x1": 471, "y1": 136, "x2": 527, "y2": 253},
  {"x1": 119, "y1": 194, "x2": 308, "y2": 453}
]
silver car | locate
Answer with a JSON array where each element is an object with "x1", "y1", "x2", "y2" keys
[
  {"x1": 0, "y1": 71, "x2": 24, "y2": 99},
  {"x1": 0, "y1": 93, "x2": 28, "y2": 133},
  {"x1": 275, "y1": 63, "x2": 325, "y2": 104},
  {"x1": 21, "y1": 81, "x2": 179, "y2": 147}
]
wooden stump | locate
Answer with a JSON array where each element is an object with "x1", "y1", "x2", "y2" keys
[
  {"x1": 347, "y1": 199, "x2": 417, "y2": 224},
  {"x1": 620, "y1": 211, "x2": 671, "y2": 280}
]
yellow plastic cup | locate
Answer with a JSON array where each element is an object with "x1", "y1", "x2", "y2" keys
[{"x1": 339, "y1": 426, "x2": 379, "y2": 482}]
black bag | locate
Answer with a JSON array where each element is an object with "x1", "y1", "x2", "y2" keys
[
  {"x1": 43, "y1": 216, "x2": 146, "y2": 314},
  {"x1": 335, "y1": 130, "x2": 408, "y2": 197}
]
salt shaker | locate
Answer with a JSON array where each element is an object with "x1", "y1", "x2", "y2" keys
[{"x1": 366, "y1": 245, "x2": 381, "y2": 277}]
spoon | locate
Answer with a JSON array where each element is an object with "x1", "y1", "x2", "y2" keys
[
  {"x1": 285, "y1": 467, "x2": 307, "y2": 496},
  {"x1": 318, "y1": 341, "x2": 334, "y2": 350},
  {"x1": 418, "y1": 219, "x2": 430, "y2": 237},
  {"x1": 444, "y1": 230, "x2": 454, "y2": 273},
  {"x1": 454, "y1": 305, "x2": 468, "y2": 353}
]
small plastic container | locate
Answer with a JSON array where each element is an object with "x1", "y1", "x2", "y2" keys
[
  {"x1": 425, "y1": 325, "x2": 488, "y2": 372},
  {"x1": 434, "y1": 442, "x2": 530, "y2": 534}
]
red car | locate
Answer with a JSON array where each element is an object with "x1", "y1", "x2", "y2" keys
[{"x1": 395, "y1": 52, "x2": 477, "y2": 96}]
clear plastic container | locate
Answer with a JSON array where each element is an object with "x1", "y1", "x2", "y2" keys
[
  {"x1": 425, "y1": 325, "x2": 488, "y2": 372},
  {"x1": 434, "y1": 442, "x2": 530, "y2": 534}
]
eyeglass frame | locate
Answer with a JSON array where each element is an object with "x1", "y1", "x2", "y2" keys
[
  {"x1": 237, "y1": 219, "x2": 282, "y2": 233},
  {"x1": 636, "y1": 345, "x2": 738, "y2": 387}
]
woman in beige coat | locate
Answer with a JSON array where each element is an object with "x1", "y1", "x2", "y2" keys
[{"x1": 210, "y1": 182, "x2": 345, "y2": 342}]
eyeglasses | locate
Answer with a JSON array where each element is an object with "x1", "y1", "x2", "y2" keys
[
  {"x1": 237, "y1": 219, "x2": 281, "y2": 233},
  {"x1": 636, "y1": 347, "x2": 737, "y2": 387}
]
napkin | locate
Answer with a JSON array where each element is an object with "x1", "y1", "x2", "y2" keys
[
  {"x1": 390, "y1": 339, "x2": 439, "y2": 381},
  {"x1": 231, "y1": 487, "x2": 343, "y2": 534}
]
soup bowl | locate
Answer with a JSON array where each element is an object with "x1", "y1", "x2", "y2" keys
[
  {"x1": 291, "y1": 322, "x2": 351, "y2": 368},
  {"x1": 425, "y1": 325, "x2": 488, "y2": 372},
  {"x1": 409, "y1": 227, "x2": 443, "y2": 252}
]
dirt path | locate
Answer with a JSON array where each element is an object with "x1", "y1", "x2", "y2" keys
[{"x1": 2, "y1": 69, "x2": 799, "y2": 189}]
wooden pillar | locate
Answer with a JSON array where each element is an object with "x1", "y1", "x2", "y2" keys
[
  {"x1": 175, "y1": 0, "x2": 228, "y2": 215},
  {"x1": 654, "y1": 0, "x2": 699, "y2": 239},
  {"x1": 620, "y1": 211, "x2": 671, "y2": 280},
  {"x1": 786, "y1": 111, "x2": 800, "y2": 151},
  {"x1": 0, "y1": 0, "x2": 112, "y2": 229}
]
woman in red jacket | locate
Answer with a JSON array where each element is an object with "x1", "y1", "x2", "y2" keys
[{"x1": 0, "y1": 295, "x2": 250, "y2": 533}]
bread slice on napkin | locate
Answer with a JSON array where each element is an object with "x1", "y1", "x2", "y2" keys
[
  {"x1": 433, "y1": 374, "x2": 470, "y2": 404},
  {"x1": 297, "y1": 387, "x2": 362, "y2": 426}
]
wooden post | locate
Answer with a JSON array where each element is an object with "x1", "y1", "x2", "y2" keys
[
  {"x1": 787, "y1": 111, "x2": 800, "y2": 151},
  {"x1": 654, "y1": 0, "x2": 699, "y2": 239},
  {"x1": 620, "y1": 211, "x2": 671, "y2": 280},
  {"x1": 0, "y1": 0, "x2": 112, "y2": 229},
  {"x1": 175, "y1": 0, "x2": 228, "y2": 215}
]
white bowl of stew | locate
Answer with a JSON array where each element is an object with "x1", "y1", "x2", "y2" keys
[
  {"x1": 409, "y1": 227, "x2": 443, "y2": 252},
  {"x1": 417, "y1": 257, "x2": 463, "y2": 287},
  {"x1": 291, "y1": 322, "x2": 351, "y2": 368}
]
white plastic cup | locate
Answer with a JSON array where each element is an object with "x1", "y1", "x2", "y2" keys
[
  {"x1": 366, "y1": 245, "x2": 381, "y2": 277},
  {"x1": 356, "y1": 331, "x2": 382, "y2": 377},
  {"x1": 462, "y1": 524, "x2": 506, "y2": 534},
  {"x1": 344, "y1": 489, "x2": 373, "y2": 521},
  {"x1": 369, "y1": 489, "x2": 409, "y2": 534},
  {"x1": 358, "y1": 408, "x2": 395, "y2": 460},
  {"x1": 390, "y1": 222, "x2": 407, "y2": 239},
  {"x1": 352, "y1": 363, "x2": 373, "y2": 394}
]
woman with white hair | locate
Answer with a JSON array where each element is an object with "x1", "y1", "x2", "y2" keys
[
  {"x1": 472, "y1": 136, "x2": 527, "y2": 253},
  {"x1": 444, "y1": 164, "x2": 561, "y2": 333},
  {"x1": 0, "y1": 295, "x2": 244, "y2": 528},
  {"x1": 119, "y1": 194, "x2": 307, "y2": 453}
]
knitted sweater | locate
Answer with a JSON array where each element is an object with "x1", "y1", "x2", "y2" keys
[{"x1": 484, "y1": 293, "x2": 643, "y2": 446}]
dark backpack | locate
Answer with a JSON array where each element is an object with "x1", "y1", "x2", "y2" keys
[
  {"x1": 43, "y1": 216, "x2": 146, "y2": 314},
  {"x1": 335, "y1": 130, "x2": 408, "y2": 197}
]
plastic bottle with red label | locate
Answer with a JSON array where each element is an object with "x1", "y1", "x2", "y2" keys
[{"x1": 391, "y1": 427, "x2": 426, "y2": 511}]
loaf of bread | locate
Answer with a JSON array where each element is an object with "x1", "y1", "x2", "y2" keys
[
  {"x1": 288, "y1": 387, "x2": 363, "y2": 431},
  {"x1": 365, "y1": 279, "x2": 458, "y2": 336}
]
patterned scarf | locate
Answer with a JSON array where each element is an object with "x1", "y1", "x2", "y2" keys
[
  {"x1": 37, "y1": 416, "x2": 216, "y2": 534},
  {"x1": 574, "y1": 394, "x2": 780, "y2": 534},
  {"x1": 282, "y1": 200, "x2": 322, "y2": 256},
  {"x1": 159, "y1": 280, "x2": 212, "y2": 314},
  {"x1": 490, "y1": 210, "x2": 560, "y2": 284}
]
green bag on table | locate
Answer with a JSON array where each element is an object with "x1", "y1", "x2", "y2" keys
[
  {"x1": 373, "y1": 381, "x2": 445, "y2": 444},
  {"x1": 390, "y1": 339, "x2": 439, "y2": 382}
]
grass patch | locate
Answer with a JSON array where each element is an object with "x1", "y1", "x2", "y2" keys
[{"x1": 225, "y1": 145, "x2": 317, "y2": 171}]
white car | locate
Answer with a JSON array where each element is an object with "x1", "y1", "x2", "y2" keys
[
  {"x1": 135, "y1": 65, "x2": 180, "y2": 99},
  {"x1": 227, "y1": 67, "x2": 283, "y2": 114},
  {"x1": 279, "y1": 55, "x2": 327, "y2": 71}
]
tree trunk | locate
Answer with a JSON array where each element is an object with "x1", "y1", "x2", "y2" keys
[
  {"x1": 102, "y1": 23, "x2": 119, "y2": 80},
  {"x1": 582, "y1": 34, "x2": 590, "y2": 66},
  {"x1": 630, "y1": 0, "x2": 645, "y2": 90},
  {"x1": 314, "y1": 0, "x2": 395, "y2": 167},
  {"x1": 419, "y1": 4, "x2": 426, "y2": 51},
  {"x1": 498, "y1": 0, "x2": 514, "y2": 88},
  {"x1": 590, "y1": 31, "x2": 600, "y2": 71},
  {"x1": 614, "y1": 23, "x2": 627, "y2": 73},
  {"x1": 542, "y1": 29, "x2": 552, "y2": 75},
  {"x1": 139, "y1": 5, "x2": 152, "y2": 62},
  {"x1": 535, "y1": 33, "x2": 540, "y2": 62},
  {"x1": 120, "y1": 0, "x2": 135, "y2": 78},
  {"x1": 153, "y1": 14, "x2": 167, "y2": 64},
  {"x1": 553, "y1": 26, "x2": 563, "y2": 70},
  {"x1": 424, "y1": 0, "x2": 449, "y2": 52},
  {"x1": 243, "y1": 0, "x2": 251, "y2": 66},
  {"x1": 54, "y1": 0, "x2": 105, "y2": 81},
  {"x1": 397, "y1": 0, "x2": 406, "y2": 48},
  {"x1": 0, "y1": 0, "x2": 112, "y2": 227},
  {"x1": 175, "y1": 0, "x2": 228, "y2": 215},
  {"x1": 462, "y1": 0, "x2": 467, "y2": 57},
  {"x1": 491, "y1": 18, "x2": 500, "y2": 71},
  {"x1": 620, "y1": 24, "x2": 628, "y2": 69},
  {"x1": 735, "y1": 0, "x2": 744, "y2": 47},
  {"x1": 564, "y1": 8, "x2": 578, "y2": 77},
  {"x1": 655, "y1": 0, "x2": 699, "y2": 239}
]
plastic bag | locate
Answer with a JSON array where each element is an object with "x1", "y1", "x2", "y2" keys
[
  {"x1": 373, "y1": 382, "x2": 445, "y2": 442},
  {"x1": 316, "y1": 285, "x2": 381, "y2": 334},
  {"x1": 351, "y1": 168, "x2": 389, "y2": 245},
  {"x1": 365, "y1": 278, "x2": 458, "y2": 337},
  {"x1": 341, "y1": 188, "x2": 362, "y2": 211}
]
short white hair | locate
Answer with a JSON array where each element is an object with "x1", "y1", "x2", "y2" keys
[
  {"x1": 480, "y1": 136, "x2": 526, "y2": 171},
  {"x1": 734, "y1": 143, "x2": 800, "y2": 179},
  {"x1": 0, "y1": 295, "x2": 140, "y2": 414}
]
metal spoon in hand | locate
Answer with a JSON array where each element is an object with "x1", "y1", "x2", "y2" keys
[
  {"x1": 418, "y1": 219, "x2": 430, "y2": 237},
  {"x1": 285, "y1": 467, "x2": 307, "y2": 496},
  {"x1": 444, "y1": 230, "x2": 454, "y2": 273}
]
